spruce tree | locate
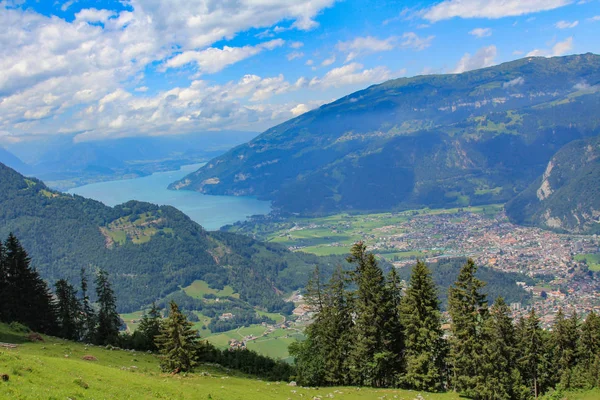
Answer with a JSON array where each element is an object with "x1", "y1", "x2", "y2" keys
[
  {"x1": 447, "y1": 258, "x2": 488, "y2": 396},
  {"x1": 479, "y1": 297, "x2": 528, "y2": 400},
  {"x1": 2, "y1": 234, "x2": 57, "y2": 333},
  {"x1": 55, "y1": 279, "x2": 82, "y2": 341},
  {"x1": 0, "y1": 240, "x2": 6, "y2": 322},
  {"x1": 321, "y1": 266, "x2": 353, "y2": 386},
  {"x1": 520, "y1": 308, "x2": 545, "y2": 399},
  {"x1": 80, "y1": 267, "x2": 96, "y2": 343},
  {"x1": 552, "y1": 308, "x2": 580, "y2": 389},
  {"x1": 399, "y1": 260, "x2": 446, "y2": 392},
  {"x1": 579, "y1": 311, "x2": 600, "y2": 388},
  {"x1": 155, "y1": 300, "x2": 200, "y2": 373},
  {"x1": 94, "y1": 269, "x2": 120, "y2": 345},
  {"x1": 346, "y1": 242, "x2": 394, "y2": 387},
  {"x1": 137, "y1": 302, "x2": 162, "y2": 351}
]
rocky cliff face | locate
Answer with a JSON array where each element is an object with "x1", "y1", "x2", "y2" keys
[{"x1": 506, "y1": 135, "x2": 600, "y2": 234}]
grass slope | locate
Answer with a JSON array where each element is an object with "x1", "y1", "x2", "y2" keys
[{"x1": 0, "y1": 323, "x2": 464, "y2": 400}]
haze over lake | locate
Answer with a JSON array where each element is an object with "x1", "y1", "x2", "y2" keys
[{"x1": 68, "y1": 164, "x2": 271, "y2": 231}]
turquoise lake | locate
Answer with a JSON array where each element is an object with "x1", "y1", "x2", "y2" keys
[{"x1": 67, "y1": 164, "x2": 271, "y2": 231}]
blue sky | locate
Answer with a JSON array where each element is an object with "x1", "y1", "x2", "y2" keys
[{"x1": 0, "y1": 0, "x2": 599, "y2": 142}]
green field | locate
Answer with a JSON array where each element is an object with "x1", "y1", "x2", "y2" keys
[
  {"x1": 575, "y1": 253, "x2": 600, "y2": 271},
  {"x1": 231, "y1": 205, "x2": 504, "y2": 259},
  {"x1": 183, "y1": 280, "x2": 238, "y2": 299}
]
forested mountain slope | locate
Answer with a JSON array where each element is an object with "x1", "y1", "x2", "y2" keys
[
  {"x1": 171, "y1": 54, "x2": 600, "y2": 214},
  {"x1": 0, "y1": 163, "x2": 340, "y2": 312},
  {"x1": 506, "y1": 135, "x2": 600, "y2": 233}
]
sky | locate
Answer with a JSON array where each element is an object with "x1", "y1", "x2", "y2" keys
[{"x1": 0, "y1": 0, "x2": 599, "y2": 143}]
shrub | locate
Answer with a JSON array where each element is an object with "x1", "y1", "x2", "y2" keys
[{"x1": 9, "y1": 322, "x2": 30, "y2": 333}]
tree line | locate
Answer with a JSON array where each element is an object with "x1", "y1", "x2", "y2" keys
[
  {"x1": 0, "y1": 233, "x2": 293, "y2": 381},
  {"x1": 290, "y1": 242, "x2": 600, "y2": 399}
]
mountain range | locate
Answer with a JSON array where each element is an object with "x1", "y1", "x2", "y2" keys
[
  {"x1": 0, "y1": 162, "x2": 340, "y2": 313},
  {"x1": 171, "y1": 54, "x2": 600, "y2": 226}
]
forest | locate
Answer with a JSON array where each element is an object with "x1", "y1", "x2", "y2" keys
[{"x1": 291, "y1": 242, "x2": 600, "y2": 399}]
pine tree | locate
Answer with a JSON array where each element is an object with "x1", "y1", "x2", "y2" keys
[
  {"x1": 552, "y1": 308, "x2": 580, "y2": 389},
  {"x1": 1, "y1": 234, "x2": 57, "y2": 333},
  {"x1": 79, "y1": 267, "x2": 96, "y2": 343},
  {"x1": 479, "y1": 297, "x2": 528, "y2": 400},
  {"x1": 155, "y1": 300, "x2": 200, "y2": 373},
  {"x1": 346, "y1": 242, "x2": 394, "y2": 387},
  {"x1": 399, "y1": 260, "x2": 446, "y2": 392},
  {"x1": 137, "y1": 302, "x2": 162, "y2": 351},
  {"x1": 94, "y1": 269, "x2": 120, "y2": 345},
  {"x1": 579, "y1": 311, "x2": 600, "y2": 388},
  {"x1": 447, "y1": 258, "x2": 488, "y2": 396},
  {"x1": 379, "y1": 267, "x2": 405, "y2": 386},
  {"x1": 0, "y1": 240, "x2": 7, "y2": 322},
  {"x1": 520, "y1": 308, "x2": 546, "y2": 399},
  {"x1": 55, "y1": 279, "x2": 82, "y2": 341},
  {"x1": 321, "y1": 266, "x2": 353, "y2": 386}
]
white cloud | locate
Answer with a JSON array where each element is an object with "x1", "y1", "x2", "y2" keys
[
  {"x1": 555, "y1": 20, "x2": 579, "y2": 29},
  {"x1": 424, "y1": 0, "x2": 573, "y2": 22},
  {"x1": 469, "y1": 28, "x2": 492, "y2": 38},
  {"x1": 290, "y1": 103, "x2": 310, "y2": 116},
  {"x1": 527, "y1": 37, "x2": 573, "y2": 57},
  {"x1": 290, "y1": 41, "x2": 304, "y2": 49},
  {"x1": 503, "y1": 77, "x2": 525, "y2": 88},
  {"x1": 287, "y1": 51, "x2": 304, "y2": 61},
  {"x1": 321, "y1": 55, "x2": 336, "y2": 66},
  {"x1": 454, "y1": 45, "x2": 497, "y2": 73},
  {"x1": 164, "y1": 39, "x2": 285, "y2": 74},
  {"x1": 589, "y1": 16, "x2": 600, "y2": 22},
  {"x1": 74, "y1": 8, "x2": 116, "y2": 23},
  {"x1": 309, "y1": 63, "x2": 392, "y2": 88},
  {"x1": 337, "y1": 36, "x2": 396, "y2": 62},
  {"x1": 400, "y1": 32, "x2": 435, "y2": 50},
  {"x1": 135, "y1": 86, "x2": 149, "y2": 92},
  {"x1": 306, "y1": 59, "x2": 314, "y2": 66}
]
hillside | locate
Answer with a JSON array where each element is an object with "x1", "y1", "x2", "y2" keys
[
  {"x1": 170, "y1": 54, "x2": 600, "y2": 214},
  {"x1": 506, "y1": 135, "x2": 600, "y2": 233},
  {"x1": 0, "y1": 323, "x2": 470, "y2": 400},
  {"x1": 0, "y1": 163, "x2": 341, "y2": 313}
]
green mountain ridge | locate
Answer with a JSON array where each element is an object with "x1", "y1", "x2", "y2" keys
[
  {"x1": 506, "y1": 135, "x2": 600, "y2": 233},
  {"x1": 0, "y1": 162, "x2": 340, "y2": 313},
  {"x1": 170, "y1": 53, "x2": 600, "y2": 216}
]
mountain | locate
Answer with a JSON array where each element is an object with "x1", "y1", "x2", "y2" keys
[
  {"x1": 6, "y1": 131, "x2": 258, "y2": 190},
  {"x1": 0, "y1": 147, "x2": 29, "y2": 175},
  {"x1": 0, "y1": 162, "x2": 341, "y2": 313},
  {"x1": 506, "y1": 135, "x2": 600, "y2": 233},
  {"x1": 170, "y1": 54, "x2": 600, "y2": 214}
]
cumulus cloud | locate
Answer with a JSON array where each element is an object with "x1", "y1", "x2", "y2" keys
[
  {"x1": 289, "y1": 41, "x2": 304, "y2": 49},
  {"x1": 400, "y1": 32, "x2": 435, "y2": 50},
  {"x1": 321, "y1": 55, "x2": 336, "y2": 66},
  {"x1": 454, "y1": 45, "x2": 497, "y2": 73},
  {"x1": 503, "y1": 77, "x2": 525, "y2": 88},
  {"x1": 287, "y1": 51, "x2": 304, "y2": 61},
  {"x1": 555, "y1": 20, "x2": 579, "y2": 29},
  {"x1": 527, "y1": 37, "x2": 573, "y2": 57},
  {"x1": 469, "y1": 28, "x2": 492, "y2": 38},
  {"x1": 589, "y1": 16, "x2": 600, "y2": 22},
  {"x1": 337, "y1": 36, "x2": 397, "y2": 62},
  {"x1": 164, "y1": 39, "x2": 285, "y2": 74},
  {"x1": 309, "y1": 63, "x2": 392, "y2": 88},
  {"x1": 424, "y1": 0, "x2": 573, "y2": 22}
]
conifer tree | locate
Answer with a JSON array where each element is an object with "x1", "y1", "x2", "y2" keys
[
  {"x1": 447, "y1": 258, "x2": 488, "y2": 396},
  {"x1": 94, "y1": 269, "x2": 120, "y2": 345},
  {"x1": 379, "y1": 267, "x2": 405, "y2": 386},
  {"x1": 1, "y1": 234, "x2": 57, "y2": 333},
  {"x1": 155, "y1": 300, "x2": 200, "y2": 373},
  {"x1": 579, "y1": 311, "x2": 600, "y2": 388},
  {"x1": 479, "y1": 297, "x2": 528, "y2": 399},
  {"x1": 79, "y1": 267, "x2": 96, "y2": 343},
  {"x1": 55, "y1": 279, "x2": 82, "y2": 341},
  {"x1": 399, "y1": 260, "x2": 446, "y2": 392},
  {"x1": 520, "y1": 308, "x2": 546, "y2": 399},
  {"x1": 347, "y1": 242, "x2": 394, "y2": 387},
  {"x1": 137, "y1": 302, "x2": 162, "y2": 351},
  {"x1": 552, "y1": 308, "x2": 580, "y2": 389},
  {"x1": 321, "y1": 266, "x2": 353, "y2": 385},
  {"x1": 0, "y1": 240, "x2": 6, "y2": 322}
]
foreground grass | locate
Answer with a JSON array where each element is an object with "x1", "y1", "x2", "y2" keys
[{"x1": 1, "y1": 324, "x2": 597, "y2": 399}]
